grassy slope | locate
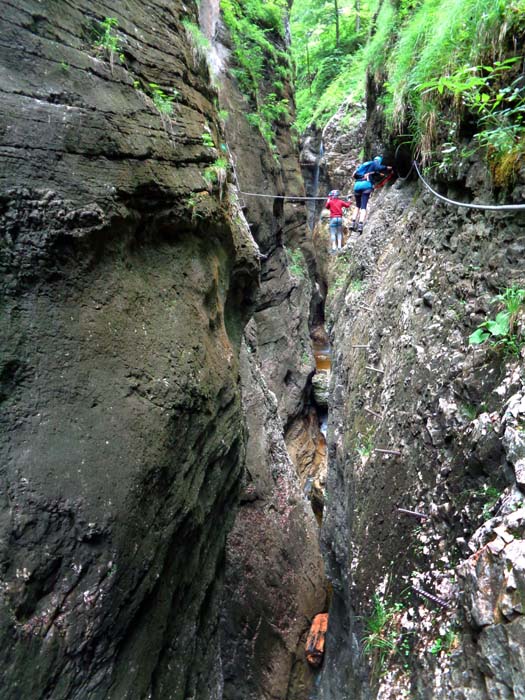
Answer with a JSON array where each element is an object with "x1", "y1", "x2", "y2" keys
[{"x1": 292, "y1": 0, "x2": 525, "y2": 182}]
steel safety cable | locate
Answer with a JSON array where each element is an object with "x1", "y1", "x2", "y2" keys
[
  {"x1": 413, "y1": 161, "x2": 525, "y2": 211},
  {"x1": 238, "y1": 191, "x2": 330, "y2": 200}
]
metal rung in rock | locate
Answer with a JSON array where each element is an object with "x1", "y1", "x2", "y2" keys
[
  {"x1": 397, "y1": 508, "x2": 428, "y2": 520},
  {"x1": 412, "y1": 586, "x2": 449, "y2": 609}
]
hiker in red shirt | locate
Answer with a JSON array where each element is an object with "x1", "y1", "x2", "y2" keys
[{"x1": 325, "y1": 190, "x2": 350, "y2": 252}]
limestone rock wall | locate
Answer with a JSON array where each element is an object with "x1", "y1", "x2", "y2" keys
[
  {"x1": 0, "y1": 2, "x2": 259, "y2": 698},
  {"x1": 317, "y1": 146, "x2": 525, "y2": 699},
  {"x1": 200, "y1": 4, "x2": 328, "y2": 699}
]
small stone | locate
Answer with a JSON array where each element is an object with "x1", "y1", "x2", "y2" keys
[
  {"x1": 493, "y1": 526, "x2": 514, "y2": 544},
  {"x1": 487, "y1": 537, "x2": 506, "y2": 555},
  {"x1": 423, "y1": 291, "x2": 435, "y2": 307}
]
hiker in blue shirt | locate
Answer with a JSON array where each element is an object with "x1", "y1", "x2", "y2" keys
[{"x1": 350, "y1": 156, "x2": 392, "y2": 233}]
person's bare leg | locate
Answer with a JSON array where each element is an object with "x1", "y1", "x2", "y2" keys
[
  {"x1": 351, "y1": 205, "x2": 358, "y2": 230},
  {"x1": 357, "y1": 208, "x2": 367, "y2": 233}
]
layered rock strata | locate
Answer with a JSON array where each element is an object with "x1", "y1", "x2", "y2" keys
[{"x1": 0, "y1": 1, "x2": 259, "y2": 697}]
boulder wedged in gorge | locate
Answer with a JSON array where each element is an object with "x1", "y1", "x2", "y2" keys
[{"x1": 0, "y1": 2, "x2": 259, "y2": 698}]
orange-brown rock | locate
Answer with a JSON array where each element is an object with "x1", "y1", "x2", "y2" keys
[{"x1": 305, "y1": 613, "x2": 329, "y2": 667}]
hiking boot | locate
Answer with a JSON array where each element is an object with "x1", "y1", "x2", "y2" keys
[
  {"x1": 351, "y1": 220, "x2": 358, "y2": 231},
  {"x1": 357, "y1": 223, "x2": 364, "y2": 234}
]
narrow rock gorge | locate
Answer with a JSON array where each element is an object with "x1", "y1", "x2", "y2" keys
[
  {"x1": 1, "y1": 1, "x2": 525, "y2": 699},
  {"x1": 311, "y1": 101, "x2": 525, "y2": 699},
  {"x1": 1, "y1": 1, "x2": 325, "y2": 698}
]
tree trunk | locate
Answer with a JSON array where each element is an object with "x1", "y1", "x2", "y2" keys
[
  {"x1": 334, "y1": 0, "x2": 339, "y2": 47},
  {"x1": 355, "y1": 0, "x2": 361, "y2": 32},
  {"x1": 306, "y1": 39, "x2": 311, "y2": 94}
]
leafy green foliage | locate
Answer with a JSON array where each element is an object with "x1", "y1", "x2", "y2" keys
[
  {"x1": 477, "y1": 485, "x2": 502, "y2": 521},
  {"x1": 182, "y1": 19, "x2": 211, "y2": 60},
  {"x1": 149, "y1": 83, "x2": 178, "y2": 116},
  {"x1": 291, "y1": 0, "x2": 375, "y2": 130},
  {"x1": 93, "y1": 17, "x2": 125, "y2": 69},
  {"x1": 202, "y1": 131, "x2": 215, "y2": 147},
  {"x1": 430, "y1": 628, "x2": 458, "y2": 655},
  {"x1": 286, "y1": 247, "x2": 307, "y2": 279},
  {"x1": 383, "y1": 0, "x2": 525, "y2": 174},
  {"x1": 460, "y1": 403, "x2": 479, "y2": 421},
  {"x1": 469, "y1": 286, "x2": 525, "y2": 356},
  {"x1": 291, "y1": 0, "x2": 525, "y2": 182},
  {"x1": 204, "y1": 157, "x2": 229, "y2": 198},
  {"x1": 301, "y1": 351, "x2": 311, "y2": 364},
  {"x1": 496, "y1": 286, "x2": 525, "y2": 321},
  {"x1": 469, "y1": 312, "x2": 511, "y2": 345},
  {"x1": 95, "y1": 17, "x2": 121, "y2": 55},
  {"x1": 415, "y1": 57, "x2": 525, "y2": 173},
  {"x1": 187, "y1": 194, "x2": 206, "y2": 221},
  {"x1": 221, "y1": 0, "x2": 290, "y2": 150}
]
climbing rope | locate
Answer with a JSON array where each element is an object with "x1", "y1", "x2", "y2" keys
[
  {"x1": 413, "y1": 161, "x2": 525, "y2": 211},
  {"x1": 374, "y1": 172, "x2": 395, "y2": 189}
]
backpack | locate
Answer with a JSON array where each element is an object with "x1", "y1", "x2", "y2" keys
[{"x1": 353, "y1": 160, "x2": 376, "y2": 179}]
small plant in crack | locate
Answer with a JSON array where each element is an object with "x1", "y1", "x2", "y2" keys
[
  {"x1": 476, "y1": 485, "x2": 502, "y2": 521},
  {"x1": 148, "y1": 83, "x2": 180, "y2": 138},
  {"x1": 149, "y1": 83, "x2": 178, "y2": 116},
  {"x1": 203, "y1": 157, "x2": 229, "y2": 199},
  {"x1": 301, "y1": 351, "x2": 311, "y2": 365},
  {"x1": 187, "y1": 194, "x2": 206, "y2": 222},
  {"x1": 460, "y1": 402, "x2": 478, "y2": 421},
  {"x1": 286, "y1": 247, "x2": 307, "y2": 280},
  {"x1": 469, "y1": 286, "x2": 525, "y2": 356},
  {"x1": 182, "y1": 19, "x2": 211, "y2": 65},
  {"x1": 94, "y1": 17, "x2": 125, "y2": 71},
  {"x1": 202, "y1": 131, "x2": 215, "y2": 147},
  {"x1": 361, "y1": 594, "x2": 404, "y2": 681},
  {"x1": 356, "y1": 433, "x2": 374, "y2": 458},
  {"x1": 429, "y1": 628, "x2": 459, "y2": 656}
]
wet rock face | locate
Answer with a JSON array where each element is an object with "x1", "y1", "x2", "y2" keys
[
  {"x1": 221, "y1": 333, "x2": 326, "y2": 700},
  {"x1": 205, "y1": 6, "x2": 327, "y2": 699},
  {"x1": 317, "y1": 158, "x2": 525, "y2": 698},
  {"x1": 0, "y1": 2, "x2": 259, "y2": 698}
]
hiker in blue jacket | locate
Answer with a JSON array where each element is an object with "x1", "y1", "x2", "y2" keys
[{"x1": 350, "y1": 156, "x2": 392, "y2": 233}]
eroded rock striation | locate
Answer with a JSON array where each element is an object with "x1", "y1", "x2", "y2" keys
[
  {"x1": 2, "y1": 0, "x2": 327, "y2": 698},
  {"x1": 1, "y1": 1, "x2": 260, "y2": 697}
]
